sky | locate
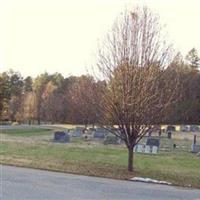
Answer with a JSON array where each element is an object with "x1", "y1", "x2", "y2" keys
[{"x1": 0, "y1": 0, "x2": 200, "y2": 77}]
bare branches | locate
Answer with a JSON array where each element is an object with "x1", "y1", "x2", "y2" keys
[{"x1": 96, "y1": 6, "x2": 180, "y2": 171}]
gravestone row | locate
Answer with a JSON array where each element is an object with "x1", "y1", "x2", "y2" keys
[
  {"x1": 53, "y1": 127, "x2": 121, "y2": 144},
  {"x1": 134, "y1": 138, "x2": 160, "y2": 154}
]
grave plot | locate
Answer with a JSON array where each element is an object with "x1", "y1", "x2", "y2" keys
[{"x1": 134, "y1": 138, "x2": 160, "y2": 154}]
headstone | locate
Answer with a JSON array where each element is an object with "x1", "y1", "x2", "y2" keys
[
  {"x1": 144, "y1": 145, "x2": 151, "y2": 153},
  {"x1": 167, "y1": 131, "x2": 172, "y2": 139},
  {"x1": 161, "y1": 128, "x2": 166, "y2": 133},
  {"x1": 166, "y1": 125, "x2": 176, "y2": 132},
  {"x1": 146, "y1": 138, "x2": 160, "y2": 147},
  {"x1": 88, "y1": 128, "x2": 96, "y2": 134},
  {"x1": 191, "y1": 144, "x2": 200, "y2": 153},
  {"x1": 93, "y1": 128, "x2": 108, "y2": 139},
  {"x1": 137, "y1": 144, "x2": 144, "y2": 153},
  {"x1": 180, "y1": 125, "x2": 190, "y2": 132},
  {"x1": 133, "y1": 145, "x2": 137, "y2": 152},
  {"x1": 82, "y1": 134, "x2": 92, "y2": 141},
  {"x1": 72, "y1": 127, "x2": 84, "y2": 137},
  {"x1": 54, "y1": 131, "x2": 70, "y2": 143},
  {"x1": 152, "y1": 146, "x2": 158, "y2": 154},
  {"x1": 190, "y1": 125, "x2": 199, "y2": 132},
  {"x1": 193, "y1": 135, "x2": 197, "y2": 145},
  {"x1": 103, "y1": 133, "x2": 121, "y2": 145}
]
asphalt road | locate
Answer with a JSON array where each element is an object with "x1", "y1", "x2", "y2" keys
[{"x1": 1, "y1": 165, "x2": 200, "y2": 200}]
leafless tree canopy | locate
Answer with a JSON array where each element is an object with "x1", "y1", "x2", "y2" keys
[
  {"x1": 97, "y1": 7, "x2": 172, "y2": 78},
  {"x1": 96, "y1": 7, "x2": 180, "y2": 171}
]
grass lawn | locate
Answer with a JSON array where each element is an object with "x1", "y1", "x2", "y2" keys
[
  {"x1": 0, "y1": 127, "x2": 200, "y2": 188},
  {"x1": 1, "y1": 128, "x2": 52, "y2": 137}
]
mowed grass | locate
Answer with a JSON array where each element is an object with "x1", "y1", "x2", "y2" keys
[
  {"x1": 0, "y1": 127, "x2": 200, "y2": 188},
  {"x1": 1, "y1": 128, "x2": 52, "y2": 137}
]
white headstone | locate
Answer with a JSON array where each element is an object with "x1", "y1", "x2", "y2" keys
[
  {"x1": 152, "y1": 146, "x2": 158, "y2": 154},
  {"x1": 133, "y1": 146, "x2": 137, "y2": 152},
  {"x1": 145, "y1": 145, "x2": 151, "y2": 154},
  {"x1": 137, "y1": 144, "x2": 144, "y2": 153}
]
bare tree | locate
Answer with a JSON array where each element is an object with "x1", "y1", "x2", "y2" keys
[
  {"x1": 96, "y1": 7, "x2": 180, "y2": 171},
  {"x1": 68, "y1": 75, "x2": 103, "y2": 128},
  {"x1": 22, "y1": 92, "x2": 37, "y2": 125}
]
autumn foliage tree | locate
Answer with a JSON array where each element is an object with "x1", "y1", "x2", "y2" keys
[{"x1": 68, "y1": 75, "x2": 103, "y2": 128}]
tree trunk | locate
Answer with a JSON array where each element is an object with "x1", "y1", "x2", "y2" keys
[{"x1": 128, "y1": 147, "x2": 134, "y2": 171}]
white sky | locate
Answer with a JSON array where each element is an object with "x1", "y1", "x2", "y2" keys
[{"x1": 0, "y1": 0, "x2": 200, "y2": 77}]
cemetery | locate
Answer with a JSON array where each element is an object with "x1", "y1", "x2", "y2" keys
[{"x1": 0, "y1": 124, "x2": 200, "y2": 188}]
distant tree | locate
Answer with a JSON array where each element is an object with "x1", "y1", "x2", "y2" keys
[
  {"x1": 96, "y1": 7, "x2": 180, "y2": 171},
  {"x1": 9, "y1": 70, "x2": 24, "y2": 96},
  {"x1": 185, "y1": 48, "x2": 200, "y2": 69},
  {"x1": 0, "y1": 70, "x2": 24, "y2": 121},
  {"x1": 22, "y1": 92, "x2": 37, "y2": 124},
  {"x1": 164, "y1": 55, "x2": 200, "y2": 124},
  {"x1": 33, "y1": 73, "x2": 50, "y2": 124},
  {"x1": 24, "y1": 76, "x2": 33, "y2": 92},
  {"x1": 68, "y1": 75, "x2": 102, "y2": 128},
  {"x1": 0, "y1": 74, "x2": 4, "y2": 119},
  {"x1": 42, "y1": 81, "x2": 57, "y2": 123}
]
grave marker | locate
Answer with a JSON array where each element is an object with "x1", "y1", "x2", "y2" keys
[
  {"x1": 137, "y1": 144, "x2": 144, "y2": 153},
  {"x1": 146, "y1": 138, "x2": 160, "y2": 147},
  {"x1": 72, "y1": 127, "x2": 84, "y2": 137},
  {"x1": 145, "y1": 145, "x2": 151, "y2": 153},
  {"x1": 93, "y1": 128, "x2": 108, "y2": 139},
  {"x1": 190, "y1": 125, "x2": 199, "y2": 132},
  {"x1": 167, "y1": 131, "x2": 172, "y2": 139},
  {"x1": 166, "y1": 125, "x2": 176, "y2": 132},
  {"x1": 103, "y1": 133, "x2": 121, "y2": 145},
  {"x1": 152, "y1": 146, "x2": 158, "y2": 154},
  {"x1": 54, "y1": 131, "x2": 70, "y2": 143}
]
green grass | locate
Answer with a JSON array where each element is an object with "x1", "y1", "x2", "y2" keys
[
  {"x1": 0, "y1": 127, "x2": 200, "y2": 188},
  {"x1": 0, "y1": 139, "x2": 200, "y2": 188},
  {"x1": 1, "y1": 128, "x2": 52, "y2": 136}
]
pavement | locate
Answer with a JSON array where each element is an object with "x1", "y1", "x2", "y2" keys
[{"x1": 1, "y1": 165, "x2": 200, "y2": 200}]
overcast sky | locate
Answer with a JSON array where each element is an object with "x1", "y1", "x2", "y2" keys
[{"x1": 0, "y1": 0, "x2": 200, "y2": 77}]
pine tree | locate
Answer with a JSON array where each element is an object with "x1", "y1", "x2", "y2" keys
[{"x1": 185, "y1": 48, "x2": 200, "y2": 69}]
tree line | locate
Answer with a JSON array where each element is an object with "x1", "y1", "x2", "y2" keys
[
  {"x1": 0, "y1": 47, "x2": 199, "y2": 126},
  {"x1": 0, "y1": 71, "x2": 105, "y2": 126}
]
